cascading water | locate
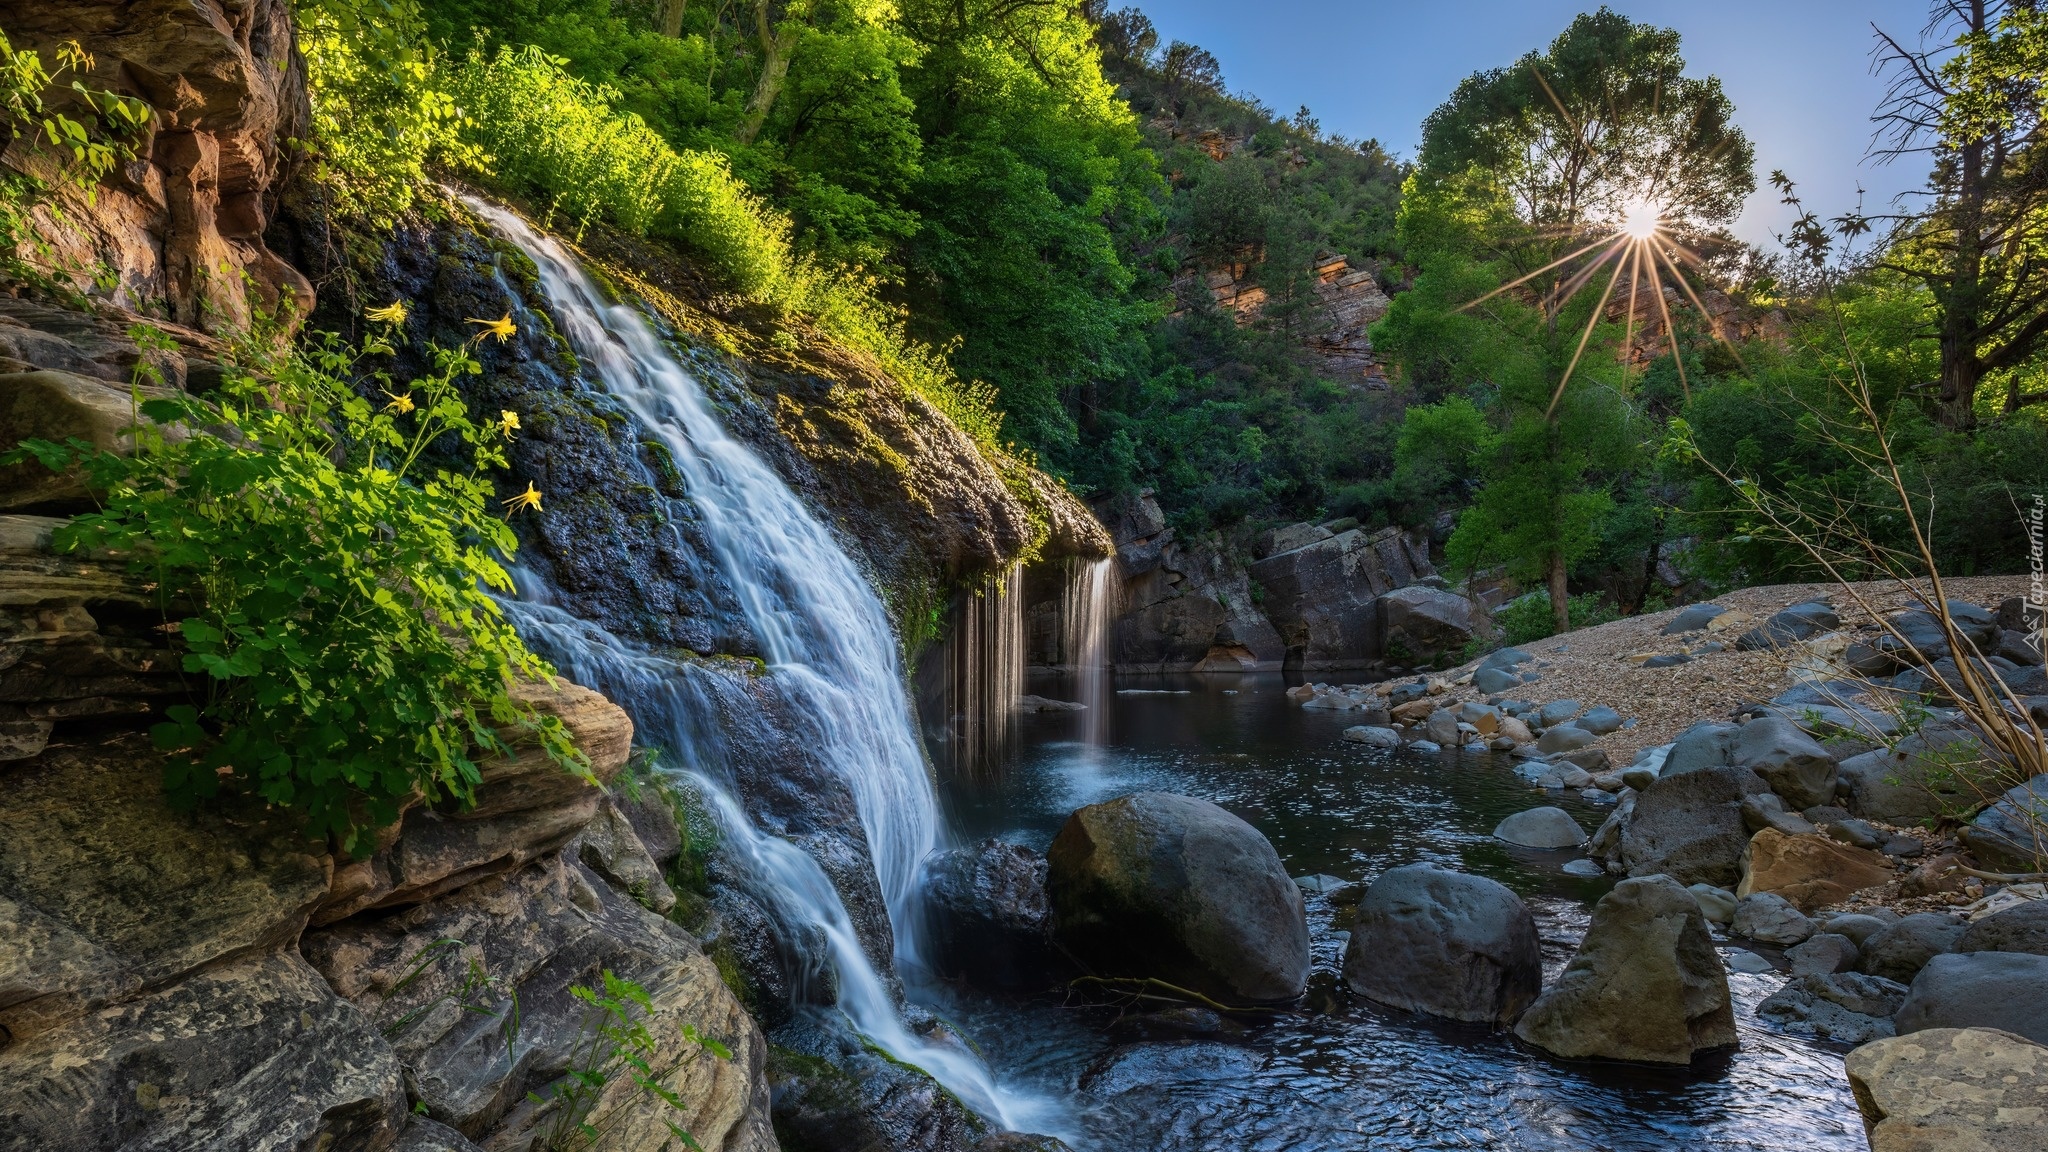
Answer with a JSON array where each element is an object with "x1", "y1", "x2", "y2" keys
[
  {"x1": 925, "y1": 565, "x2": 1025, "y2": 776},
  {"x1": 1060, "y1": 558, "x2": 1118, "y2": 745},
  {"x1": 466, "y1": 199, "x2": 1061, "y2": 1135}
]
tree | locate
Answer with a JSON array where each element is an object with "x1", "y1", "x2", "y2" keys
[
  {"x1": 1157, "y1": 41, "x2": 1221, "y2": 117},
  {"x1": 1870, "y1": 0, "x2": 2048, "y2": 427},
  {"x1": 1083, "y1": 3, "x2": 1156, "y2": 65}
]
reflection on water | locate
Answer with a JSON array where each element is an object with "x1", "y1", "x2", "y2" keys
[{"x1": 927, "y1": 673, "x2": 1864, "y2": 1152}]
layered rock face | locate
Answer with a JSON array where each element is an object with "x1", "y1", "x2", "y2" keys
[{"x1": 1089, "y1": 490, "x2": 1285, "y2": 673}]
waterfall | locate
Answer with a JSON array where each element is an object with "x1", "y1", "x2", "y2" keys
[
  {"x1": 466, "y1": 200, "x2": 1057, "y2": 1134},
  {"x1": 926, "y1": 565, "x2": 1025, "y2": 776},
  {"x1": 1062, "y1": 558, "x2": 1118, "y2": 745}
]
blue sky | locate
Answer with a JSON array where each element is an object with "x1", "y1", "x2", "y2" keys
[{"x1": 1137, "y1": 0, "x2": 1942, "y2": 246}]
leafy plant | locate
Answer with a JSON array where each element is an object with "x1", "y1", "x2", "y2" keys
[
  {"x1": 382, "y1": 936, "x2": 522, "y2": 1051},
  {"x1": 4, "y1": 313, "x2": 584, "y2": 852},
  {"x1": 1491, "y1": 589, "x2": 1620, "y2": 646},
  {"x1": 530, "y1": 969, "x2": 731, "y2": 1151}
]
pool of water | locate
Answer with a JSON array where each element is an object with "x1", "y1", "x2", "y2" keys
[{"x1": 923, "y1": 673, "x2": 1865, "y2": 1152}]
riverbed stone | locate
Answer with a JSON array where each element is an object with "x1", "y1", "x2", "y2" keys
[
  {"x1": 1663, "y1": 603, "x2": 1731, "y2": 634},
  {"x1": 1577, "y1": 706, "x2": 1624, "y2": 736},
  {"x1": 1733, "y1": 893, "x2": 1815, "y2": 945},
  {"x1": 1959, "y1": 774, "x2": 2048, "y2": 873},
  {"x1": 922, "y1": 840, "x2": 1064, "y2": 989},
  {"x1": 1846, "y1": 1027, "x2": 2048, "y2": 1152},
  {"x1": 1475, "y1": 666, "x2": 1519, "y2": 694},
  {"x1": 1728, "y1": 715, "x2": 1839, "y2": 809},
  {"x1": 1737, "y1": 828, "x2": 1896, "y2": 913},
  {"x1": 1341, "y1": 725, "x2": 1401, "y2": 747},
  {"x1": 1787, "y1": 933, "x2": 1861, "y2": 976},
  {"x1": 1858, "y1": 914, "x2": 1966, "y2": 984},
  {"x1": 1621, "y1": 764, "x2": 1763, "y2": 888},
  {"x1": 1513, "y1": 875, "x2": 1736, "y2": 1064},
  {"x1": 1493, "y1": 807, "x2": 1586, "y2": 849},
  {"x1": 1824, "y1": 913, "x2": 1895, "y2": 948},
  {"x1": 1425, "y1": 708, "x2": 1461, "y2": 745},
  {"x1": 1956, "y1": 899, "x2": 2048, "y2": 956},
  {"x1": 1835, "y1": 727, "x2": 1987, "y2": 824},
  {"x1": 1342, "y1": 864, "x2": 1541, "y2": 1025},
  {"x1": 1662, "y1": 721, "x2": 1739, "y2": 776},
  {"x1": 1735, "y1": 600, "x2": 1840, "y2": 651},
  {"x1": 1895, "y1": 952, "x2": 2048, "y2": 1046},
  {"x1": 1758, "y1": 971, "x2": 1907, "y2": 1044},
  {"x1": 1047, "y1": 792, "x2": 1309, "y2": 1005},
  {"x1": 1688, "y1": 884, "x2": 1738, "y2": 925},
  {"x1": 1536, "y1": 724, "x2": 1596, "y2": 754},
  {"x1": 1537, "y1": 700, "x2": 1582, "y2": 727},
  {"x1": 1742, "y1": 792, "x2": 1818, "y2": 836}
]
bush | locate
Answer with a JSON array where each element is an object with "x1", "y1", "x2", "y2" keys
[
  {"x1": 1493, "y1": 590, "x2": 1619, "y2": 646},
  {"x1": 5, "y1": 317, "x2": 583, "y2": 851}
]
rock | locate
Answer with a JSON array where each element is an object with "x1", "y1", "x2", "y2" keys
[
  {"x1": 1513, "y1": 876, "x2": 1737, "y2": 1064},
  {"x1": 1562, "y1": 858, "x2": 1606, "y2": 877},
  {"x1": 575, "y1": 797, "x2": 675, "y2": 914},
  {"x1": 1248, "y1": 526, "x2": 1435, "y2": 670},
  {"x1": 1494, "y1": 807, "x2": 1586, "y2": 848},
  {"x1": 1742, "y1": 793, "x2": 1819, "y2": 836},
  {"x1": 1996, "y1": 628, "x2": 2044, "y2": 665},
  {"x1": 768, "y1": 1024, "x2": 998, "y2": 1152},
  {"x1": 1341, "y1": 724, "x2": 1401, "y2": 747},
  {"x1": 1737, "y1": 828, "x2": 1896, "y2": 913},
  {"x1": 1726, "y1": 950, "x2": 1775, "y2": 974},
  {"x1": 1475, "y1": 666, "x2": 1519, "y2": 694},
  {"x1": 1587, "y1": 790, "x2": 1636, "y2": 870},
  {"x1": 1621, "y1": 764, "x2": 1763, "y2": 888},
  {"x1": 1959, "y1": 774, "x2": 2048, "y2": 873},
  {"x1": 1688, "y1": 884, "x2": 1738, "y2": 925},
  {"x1": 1824, "y1": 914, "x2": 1895, "y2": 948},
  {"x1": 0, "y1": 733, "x2": 331, "y2": 1041},
  {"x1": 1734, "y1": 893, "x2": 1816, "y2": 944},
  {"x1": 1497, "y1": 715, "x2": 1534, "y2": 744},
  {"x1": 1425, "y1": 708, "x2": 1461, "y2": 745},
  {"x1": 1556, "y1": 763, "x2": 1596, "y2": 789},
  {"x1": 1846, "y1": 1027, "x2": 2048, "y2": 1152},
  {"x1": 0, "y1": 369, "x2": 181, "y2": 509},
  {"x1": 1735, "y1": 600, "x2": 1840, "y2": 651},
  {"x1": 1642, "y1": 654, "x2": 1692, "y2": 668},
  {"x1": 1479, "y1": 646, "x2": 1535, "y2": 671},
  {"x1": 1787, "y1": 933, "x2": 1861, "y2": 975},
  {"x1": 305, "y1": 854, "x2": 771, "y2": 1148},
  {"x1": 1252, "y1": 521, "x2": 1334, "y2": 559},
  {"x1": 613, "y1": 784, "x2": 683, "y2": 868},
  {"x1": 393, "y1": 1117, "x2": 488, "y2": 1152},
  {"x1": 1562, "y1": 747, "x2": 1611, "y2": 773},
  {"x1": 1821, "y1": 817, "x2": 1885, "y2": 851},
  {"x1": 1341, "y1": 864, "x2": 1541, "y2": 1025},
  {"x1": 1408, "y1": 739, "x2": 1443, "y2": 753},
  {"x1": 1728, "y1": 715, "x2": 1839, "y2": 809},
  {"x1": 1999, "y1": 596, "x2": 2046, "y2": 634},
  {"x1": 1859, "y1": 914, "x2": 1966, "y2": 984},
  {"x1": 1662, "y1": 721, "x2": 1738, "y2": 776},
  {"x1": 0, "y1": 950, "x2": 405, "y2": 1151},
  {"x1": 922, "y1": 840, "x2": 1065, "y2": 989},
  {"x1": 1899, "y1": 852, "x2": 1973, "y2": 898},
  {"x1": 1837, "y1": 727, "x2": 1989, "y2": 823},
  {"x1": 1663, "y1": 603, "x2": 1731, "y2": 634},
  {"x1": 1895, "y1": 953, "x2": 2048, "y2": 1045},
  {"x1": 1047, "y1": 793, "x2": 1309, "y2": 1004},
  {"x1": 1622, "y1": 765, "x2": 1659, "y2": 791},
  {"x1": 1578, "y1": 706, "x2": 1623, "y2": 735},
  {"x1": 1015, "y1": 694, "x2": 1086, "y2": 712},
  {"x1": 1378, "y1": 584, "x2": 1477, "y2": 665},
  {"x1": 1537, "y1": 699, "x2": 1583, "y2": 727},
  {"x1": 1757, "y1": 971, "x2": 1908, "y2": 1044},
  {"x1": 1956, "y1": 899, "x2": 2048, "y2": 956},
  {"x1": 1536, "y1": 724, "x2": 1596, "y2": 754}
]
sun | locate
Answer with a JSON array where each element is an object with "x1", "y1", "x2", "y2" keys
[{"x1": 1621, "y1": 200, "x2": 1663, "y2": 240}]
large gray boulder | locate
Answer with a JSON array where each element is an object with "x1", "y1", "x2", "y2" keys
[
  {"x1": 1729, "y1": 715, "x2": 1838, "y2": 809},
  {"x1": 1858, "y1": 913, "x2": 1966, "y2": 984},
  {"x1": 1047, "y1": 792, "x2": 1309, "y2": 1005},
  {"x1": 1846, "y1": 1027, "x2": 2048, "y2": 1152},
  {"x1": 1621, "y1": 764, "x2": 1764, "y2": 888},
  {"x1": 1733, "y1": 892, "x2": 1815, "y2": 945},
  {"x1": 1342, "y1": 864, "x2": 1541, "y2": 1025},
  {"x1": 1378, "y1": 584, "x2": 1476, "y2": 665},
  {"x1": 1735, "y1": 600, "x2": 1840, "y2": 651},
  {"x1": 1895, "y1": 952, "x2": 2048, "y2": 1045},
  {"x1": 1493, "y1": 807, "x2": 1587, "y2": 849},
  {"x1": 1956, "y1": 899, "x2": 2048, "y2": 956},
  {"x1": 1959, "y1": 774, "x2": 2048, "y2": 873},
  {"x1": 1757, "y1": 971, "x2": 1908, "y2": 1044},
  {"x1": 1661, "y1": 721, "x2": 1738, "y2": 776},
  {"x1": 922, "y1": 839, "x2": 1066, "y2": 989},
  {"x1": 1835, "y1": 727, "x2": 1987, "y2": 824},
  {"x1": 1513, "y1": 875, "x2": 1737, "y2": 1064},
  {"x1": 1248, "y1": 526, "x2": 1435, "y2": 669}
]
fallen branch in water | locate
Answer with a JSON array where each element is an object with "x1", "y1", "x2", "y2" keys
[{"x1": 1066, "y1": 975, "x2": 1277, "y2": 1015}]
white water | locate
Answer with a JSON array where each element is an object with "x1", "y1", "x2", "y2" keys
[
  {"x1": 1061, "y1": 559, "x2": 1118, "y2": 745},
  {"x1": 469, "y1": 200, "x2": 1060, "y2": 1135},
  {"x1": 933, "y1": 565, "x2": 1025, "y2": 775}
]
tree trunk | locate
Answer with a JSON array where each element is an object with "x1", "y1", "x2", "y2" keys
[
  {"x1": 660, "y1": 0, "x2": 686, "y2": 38},
  {"x1": 1547, "y1": 550, "x2": 1570, "y2": 636},
  {"x1": 735, "y1": 1, "x2": 798, "y2": 146}
]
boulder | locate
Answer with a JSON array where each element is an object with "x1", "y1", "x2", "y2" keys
[
  {"x1": 0, "y1": 368, "x2": 180, "y2": 509},
  {"x1": 1513, "y1": 876, "x2": 1737, "y2": 1064},
  {"x1": 1424, "y1": 708, "x2": 1461, "y2": 745},
  {"x1": 1493, "y1": 807, "x2": 1587, "y2": 849},
  {"x1": 1959, "y1": 774, "x2": 2048, "y2": 873},
  {"x1": 1728, "y1": 715, "x2": 1838, "y2": 809},
  {"x1": 393, "y1": 1117, "x2": 488, "y2": 1152},
  {"x1": 1378, "y1": 584, "x2": 1476, "y2": 665},
  {"x1": 1956, "y1": 899, "x2": 2048, "y2": 956},
  {"x1": 1787, "y1": 933, "x2": 1861, "y2": 976},
  {"x1": 1687, "y1": 884, "x2": 1738, "y2": 925},
  {"x1": 1341, "y1": 725, "x2": 1401, "y2": 748},
  {"x1": 574, "y1": 797, "x2": 675, "y2": 914},
  {"x1": 1662, "y1": 722, "x2": 1738, "y2": 776},
  {"x1": 1475, "y1": 666, "x2": 1519, "y2": 694},
  {"x1": 1341, "y1": 864, "x2": 1541, "y2": 1025},
  {"x1": 922, "y1": 840, "x2": 1065, "y2": 989},
  {"x1": 1663, "y1": 603, "x2": 1731, "y2": 634},
  {"x1": 1824, "y1": 913, "x2": 1896, "y2": 948},
  {"x1": 1846, "y1": 1027, "x2": 2048, "y2": 1152},
  {"x1": 1737, "y1": 828, "x2": 1896, "y2": 912},
  {"x1": 1895, "y1": 952, "x2": 2048, "y2": 1045},
  {"x1": 1859, "y1": 914, "x2": 1966, "y2": 984},
  {"x1": 1757, "y1": 971, "x2": 1909, "y2": 1044},
  {"x1": 1578, "y1": 706, "x2": 1623, "y2": 736},
  {"x1": 1998, "y1": 595, "x2": 2046, "y2": 634},
  {"x1": 1248, "y1": 526, "x2": 1434, "y2": 669},
  {"x1": 1735, "y1": 600, "x2": 1840, "y2": 651},
  {"x1": 1047, "y1": 793, "x2": 1309, "y2": 1004},
  {"x1": 1621, "y1": 765, "x2": 1764, "y2": 888},
  {"x1": 1537, "y1": 700, "x2": 1583, "y2": 727},
  {"x1": 1733, "y1": 893, "x2": 1816, "y2": 945},
  {"x1": 1536, "y1": 724, "x2": 1596, "y2": 754},
  {"x1": 1836, "y1": 727, "x2": 1988, "y2": 823},
  {"x1": 0, "y1": 950, "x2": 405, "y2": 1150}
]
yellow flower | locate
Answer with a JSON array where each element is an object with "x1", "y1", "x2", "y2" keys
[
  {"x1": 466, "y1": 312, "x2": 517, "y2": 344},
  {"x1": 502, "y1": 481, "x2": 543, "y2": 515},
  {"x1": 366, "y1": 300, "x2": 408, "y2": 325},
  {"x1": 498, "y1": 410, "x2": 520, "y2": 439},
  {"x1": 382, "y1": 390, "x2": 416, "y2": 414}
]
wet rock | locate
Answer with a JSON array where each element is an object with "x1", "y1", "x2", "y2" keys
[
  {"x1": 1737, "y1": 828, "x2": 1895, "y2": 913},
  {"x1": 768, "y1": 1025, "x2": 998, "y2": 1152},
  {"x1": 1493, "y1": 807, "x2": 1587, "y2": 849},
  {"x1": 1562, "y1": 858, "x2": 1606, "y2": 877},
  {"x1": 1959, "y1": 774, "x2": 2048, "y2": 873},
  {"x1": 1513, "y1": 876, "x2": 1737, "y2": 1064},
  {"x1": 1536, "y1": 724, "x2": 1596, "y2": 754},
  {"x1": 1342, "y1": 864, "x2": 1541, "y2": 1025},
  {"x1": 1687, "y1": 884, "x2": 1738, "y2": 925},
  {"x1": 1047, "y1": 792, "x2": 1309, "y2": 1005},
  {"x1": 575, "y1": 796, "x2": 675, "y2": 914},
  {"x1": 1858, "y1": 914, "x2": 1966, "y2": 984},
  {"x1": 1956, "y1": 899, "x2": 2048, "y2": 956},
  {"x1": 1735, "y1": 600, "x2": 1839, "y2": 651},
  {"x1": 1895, "y1": 953, "x2": 2048, "y2": 1045},
  {"x1": 1587, "y1": 790, "x2": 1636, "y2": 871},
  {"x1": 1757, "y1": 971, "x2": 1907, "y2": 1044},
  {"x1": 1728, "y1": 715, "x2": 1838, "y2": 809},
  {"x1": 1578, "y1": 706, "x2": 1624, "y2": 736},
  {"x1": 1341, "y1": 725, "x2": 1401, "y2": 748},
  {"x1": 1846, "y1": 1027, "x2": 2048, "y2": 1152},
  {"x1": 922, "y1": 840, "x2": 1066, "y2": 989},
  {"x1": 1621, "y1": 764, "x2": 1763, "y2": 888},
  {"x1": 1663, "y1": 603, "x2": 1731, "y2": 634},
  {"x1": 1823, "y1": 914, "x2": 1895, "y2": 948},
  {"x1": 1787, "y1": 933, "x2": 1861, "y2": 976},
  {"x1": 1733, "y1": 893, "x2": 1815, "y2": 944},
  {"x1": 1425, "y1": 708, "x2": 1461, "y2": 745},
  {"x1": 0, "y1": 950, "x2": 405, "y2": 1151},
  {"x1": 1836, "y1": 727, "x2": 1987, "y2": 824}
]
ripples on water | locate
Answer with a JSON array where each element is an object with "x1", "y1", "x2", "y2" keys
[{"x1": 929, "y1": 674, "x2": 1866, "y2": 1152}]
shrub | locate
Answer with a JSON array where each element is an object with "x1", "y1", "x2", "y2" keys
[
  {"x1": 5, "y1": 316, "x2": 583, "y2": 851},
  {"x1": 1493, "y1": 590, "x2": 1619, "y2": 646}
]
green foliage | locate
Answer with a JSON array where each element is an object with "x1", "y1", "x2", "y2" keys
[
  {"x1": 530, "y1": 969, "x2": 731, "y2": 1151},
  {"x1": 1493, "y1": 589, "x2": 1621, "y2": 646},
  {"x1": 4, "y1": 319, "x2": 583, "y2": 852}
]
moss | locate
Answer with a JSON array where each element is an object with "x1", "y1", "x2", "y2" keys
[{"x1": 640, "y1": 439, "x2": 687, "y2": 497}]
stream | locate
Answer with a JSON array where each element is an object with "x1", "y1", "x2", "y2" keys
[{"x1": 924, "y1": 673, "x2": 1868, "y2": 1152}]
